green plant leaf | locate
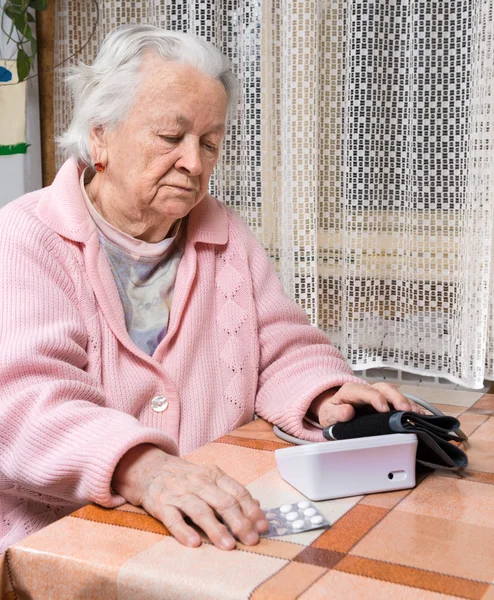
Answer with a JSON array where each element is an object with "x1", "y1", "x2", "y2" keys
[
  {"x1": 23, "y1": 20, "x2": 33, "y2": 39},
  {"x1": 17, "y1": 47, "x2": 30, "y2": 81},
  {"x1": 5, "y1": 8, "x2": 31, "y2": 39},
  {"x1": 6, "y1": 0, "x2": 28, "y2": 15},
  {"x1": 4, "y1": 6, "x2": 18, "y2": 20},
  {"x1": 28, "y1": 0, "x2": 47, "y2": 10},
  {"x1": 3, "y1": 0, "x2": 39, "y2": 82}
]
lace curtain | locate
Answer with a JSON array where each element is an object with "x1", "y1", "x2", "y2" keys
[{"x1": 53, "y1": 0, "x2": 494, "y2": 388}]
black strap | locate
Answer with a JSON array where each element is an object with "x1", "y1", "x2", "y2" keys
[
  {"x1": 388, "y1": 412, "x2": 467, "y2": 441},
  {"x1": 323, "y1": 409, "x2": 468, "y2": 470}
]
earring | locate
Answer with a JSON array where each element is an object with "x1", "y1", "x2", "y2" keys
[{"x1": 94, "y1": 162, "x2": 105, "y2": 172}]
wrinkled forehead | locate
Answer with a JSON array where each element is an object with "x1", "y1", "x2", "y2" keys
[
  {"x1": 137, "y1": 51, "x2": 228, "y2": 103},
  {"x1": 121, "y1": 56, "x2": 229, "y2": 133}
]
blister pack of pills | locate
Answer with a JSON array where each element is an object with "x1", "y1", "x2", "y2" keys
[{"x1": 260, "y1": 501, "x2": 330, "y2": 537}]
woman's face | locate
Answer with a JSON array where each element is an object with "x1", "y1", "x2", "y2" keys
[{"x1": 89, "y1": 53, "x2": 229, "y2": 241}]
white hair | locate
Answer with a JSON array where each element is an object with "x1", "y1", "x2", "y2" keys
[{"x1": 57, "y1": 24, "x2": 237, "y2": 166}]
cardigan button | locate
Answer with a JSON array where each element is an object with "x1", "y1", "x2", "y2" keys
[{"x1": 151, "y1": 395, "x2": 168, "y2": 413}]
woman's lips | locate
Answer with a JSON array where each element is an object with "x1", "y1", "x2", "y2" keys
[{"x1": 165, "y1": 184, "x2": 197, "y2": 193}]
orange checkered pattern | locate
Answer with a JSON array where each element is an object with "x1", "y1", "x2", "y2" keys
[{"x1": 1, "y1": 386, "x2": 493, "y2": 599}]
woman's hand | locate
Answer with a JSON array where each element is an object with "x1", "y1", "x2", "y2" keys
[
  {"x1": 112, "y1": 444, "x2": 268, "y2": 551},
  {"x1": 310, "y1": 382, "x2": 425, "y2": 429}
]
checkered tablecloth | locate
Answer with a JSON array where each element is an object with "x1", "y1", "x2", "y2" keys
[{"x1": 1, "y1": 385, "x2": 493, "y2": 599}]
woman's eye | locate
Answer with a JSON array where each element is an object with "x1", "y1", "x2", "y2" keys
[
  {"x1": 161, "y1": 136, "x2": 181, "y2": 143},
  {"x1": 203, "y1": 143, "x2": 217, "y2": 152}
]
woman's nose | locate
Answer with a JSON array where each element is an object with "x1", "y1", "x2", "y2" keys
[{"x1": 176, "y1": 139, "x2": 203, "y2": 176}]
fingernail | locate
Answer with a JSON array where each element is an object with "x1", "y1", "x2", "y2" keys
[
  {"x1": 256, "y1": 519, "x2": 268, "y2": 532},
  {"x1": 221, "y1": 536, "x2": 235, "y2": 550},
  {"x1": 187, "y1": 536, "x2": 200, "y2": 547},
  {"x1": 245, "y1": 531, "x2": 259, "y2": 545},
  {"x1": 381, "y1": 403, "x2": 389, "y2": 411}
]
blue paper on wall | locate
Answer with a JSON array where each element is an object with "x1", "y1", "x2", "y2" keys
[{"x1": 0, "y1": 66, "x2": 12, "y2": 82}]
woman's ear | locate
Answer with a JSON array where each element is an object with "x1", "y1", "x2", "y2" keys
[{"x1": 88, "y1": 126, "x2": 108, "y2": 166}]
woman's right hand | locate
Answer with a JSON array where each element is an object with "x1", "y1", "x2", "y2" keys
[{"x1": 111, "y1": 444, "x2": 268, "y2": 551}]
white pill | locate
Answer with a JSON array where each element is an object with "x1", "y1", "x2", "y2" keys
[
  {"x1": 297, "y1": 500, "x2": 310, "y2": 509},
  {"x1": 265, "y1": 512, "x2": 276, "y2": 519},
  {"x1": 285, "y1": 511, "x2": 299, "y2": 521},
  {"x1": 280, "y1": 504, "x2": 292, "y2": 513},
  {"x1": 304, "y1": 508, "x2": 317, "y2": 517},
  {"x1": 292, "y1": 519, "x2": 305, "y2": 529},
  {"x1": 276, "y1": 527, "x2": 288, "y2": 535},
  {"x1": 310, "y1": 515, "x2": 324, "y2": 525}
]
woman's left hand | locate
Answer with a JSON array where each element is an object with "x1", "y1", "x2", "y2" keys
[{"x1": 311, "y1": 382, "x2": 425, "y2": 429}]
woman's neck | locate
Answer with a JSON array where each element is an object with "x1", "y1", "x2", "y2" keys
[{"x1": 85, "y1": 178, "x2": 176, "y2": 243}]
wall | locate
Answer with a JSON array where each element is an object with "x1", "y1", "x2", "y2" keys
[{"x1": 0, "y1": 1, "x2": 42, "y2": 208}]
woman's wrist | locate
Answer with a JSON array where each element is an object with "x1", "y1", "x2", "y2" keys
[
  {"x1": 112, "y1": 443, "x2": 167, "y2": 505},
  {"x1": 307, "y1": 388, "x2": 340, "y2": 422}
]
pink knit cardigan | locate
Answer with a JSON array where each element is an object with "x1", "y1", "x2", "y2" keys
[{"x1": 0, "y1": 158, "x2": 361, "y2": 552}]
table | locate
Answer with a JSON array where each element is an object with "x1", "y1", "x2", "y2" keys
[{"x1": 1, "y1": 385, "x2": 493, "y2": 600}]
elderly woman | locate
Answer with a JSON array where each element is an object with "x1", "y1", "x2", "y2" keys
[{"x1": 0, "y1": 25, "x2": 420, "y2": 554}]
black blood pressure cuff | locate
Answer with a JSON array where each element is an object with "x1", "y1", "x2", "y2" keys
[{"x1": 323, "y1": 407, "x2": 468, "y2": 470}]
